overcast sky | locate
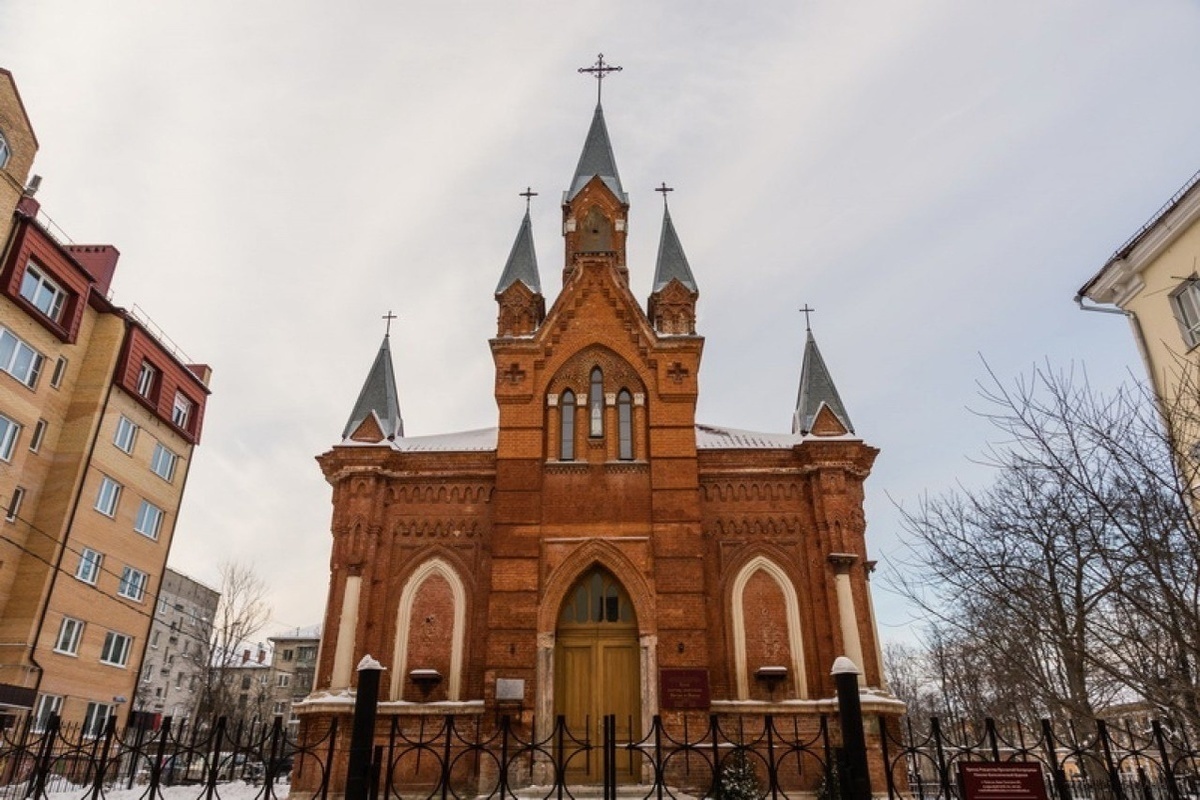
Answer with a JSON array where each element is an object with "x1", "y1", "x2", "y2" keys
[{"x1": 3, "y1": 2, "x2": 1198, "y2": 647}]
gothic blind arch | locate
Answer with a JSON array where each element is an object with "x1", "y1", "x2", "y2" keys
[
  {"x1": 730, "y1": 555, "x2": 807, "y2": 699},
  {"x1": 617, "y1": 389, "x2": 633, "y2": 460},
  {"x1": 560, "y1": 390, "x2": 576, "y2": 460},
  {"x1": 391, "y1": 557, "x2": 467, "y2": 701}
]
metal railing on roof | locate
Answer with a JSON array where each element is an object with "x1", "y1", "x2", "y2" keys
[
  {"x1": 126, "y1": 303, "x2": 195, "y2": 366},
  {"x1": 1112, "y1": 167, "x2": 1200, "y2": 261}
]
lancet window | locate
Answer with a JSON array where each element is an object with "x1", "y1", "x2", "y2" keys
[
  {"x1": 560, "y1": 390, "x2": 576, "y2": 461},
  {"x1": 589, "y1": 368, "x2": 604, "y2": 437},
  {"x1": 617, "y1": 389, "x2": 633, "y2": 460}
]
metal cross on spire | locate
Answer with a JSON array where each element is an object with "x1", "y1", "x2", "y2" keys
[
  {"x1": 519, "y1": 186, "x2": 538, "y2": 212},
  {"x1": 655, "y1": 182, "x2": 674, "y2": 208},
  {"x1": 382, "y1": 310, "x2": 398, "y2": 337},
  {"x1": 799, "y1": 304, "x2": 816, "y2": 332},
  {"x1": 578, "y1": 53, "x2": 622, "y2": 104}
]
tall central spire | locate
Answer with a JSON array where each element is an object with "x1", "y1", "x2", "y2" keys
[{"x1": 567, "y1": 103, "x2": 626, "y2": 203}]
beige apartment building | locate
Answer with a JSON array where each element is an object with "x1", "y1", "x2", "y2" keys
[
  {"x1": 0, "y1": 69, "x2": 211, "y2": 733},
  {"x1": 136, "y1": 568, "x2": 219, "y2": 725},
  {"x1": 1077, "y1": 169, "x2": 1200, "y2": 441}
]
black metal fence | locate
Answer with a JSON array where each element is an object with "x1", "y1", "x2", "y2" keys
[
  {"x1": 882, "y1": 716, "x2": 1200, "y2": 800},
  {"x1": 1, "y1": 712, "x2": 1197, "y2": 800}
]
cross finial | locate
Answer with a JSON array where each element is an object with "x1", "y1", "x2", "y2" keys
[
  {"x1": 519, "y1": 186, "x2": 538, "y2": 212},
  {"x1": 799, "y1": 304, "x2": 816, "y2": 332},
  {"x1": 382, "y1": 310, "x2": 398, "y2": 337},
  {"x1": 578, "y1": 53, "x2": 622, "y2": 105},
  {"x1": 655, "y1": 182, "x2": 674, "y2": 208}
]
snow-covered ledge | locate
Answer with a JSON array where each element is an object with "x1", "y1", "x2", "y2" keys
[{"x1": 711, "y1": 690, "x2": 906, "y2": 716}]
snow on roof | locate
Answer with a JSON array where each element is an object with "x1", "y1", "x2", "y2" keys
[
  {"x1": 695, "y1": 424, "x2": 802, "y2": 449},
  {"x1": 270, "y1": 623, "x2": 322, "y2": 641}
]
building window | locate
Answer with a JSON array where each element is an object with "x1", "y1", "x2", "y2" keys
[
  {"x1": 19, "y1": 263, "x2": 66, "y2": 323},
  {"x1": 172, "y1": 393, "x2": 193, "y2": 429},
  {"x1": 118, "y1": 566, "x2": 148, "y2": 601},
  {"x1": 29, "y1": 419, "x2": 46, "y2": 453},
  {"x1": 134, "y1": 500, "x2": 164, "y2": 540},
  {"x1": 50, "y1": 356, "x2": 67, "y2": 388},
  {"x1": 150, "y1": 630, "x2": 160, "y2": 648},
  {"x1": 0, "y1": 327, "x2": 44, "y2": 388},
  {"x1": 100, "y1": 631, "x2": 132, "y2": 666},
  {"x1": 5, "y1": 487, "x2": 24, "y2": 522},
  {"x1": 54, "y1": 617, "x2": 84, "y2": 655},
  {"x1": 282, "y1": 649, "x2": 294, "y2": 661},
  {"x1": 0, "y1": 131, "x2": 10, "y2": 169},
  {"x1": 0, "y1": 414, "x2": 19, "y2": 461},
  {"x1": 82, "y1": 702, "x2": 112, "y2": 737},
  {"x1": 136, "y1": 362, "x2": 157, "y2": 398},
  {"x1": 617, "y1": 389, "x2": 633, "y2": 460},
  {"x1": 150, "y1": 443, "x2": 177, "y2": 481},
  {"x1": 589, "y1": 368, "x2": 604, "y2": 437},
  {"x1": 94, "y1": 476, "x2": 122, "y2": 517},
  {"x1": 277, "y1": 673, "x2": 290, "y2": 688},
  {"x1": 560, "y1": 390, "x2": 576, "y2": 460},
  {"x1": 297, "y1": 645, "x2": 316, "y2": 661},
  {"x1": 76, "y1": 548, "x2": 103, "y2": 585},
  {"x1": 273, "y1": 701, "x2": 287, "y2": 715},
  {"x1": 113, "y1": 416, "x2": 137, "y2": 454},
  {"x1": 32, "y1": 694, "x2": 62, "y2": 733},
  {"x1": 157, "y1": 597, "x2": 170, "y2": 615},
  {"x1": 1172, "y1": 278, "x2": 1200, "y2": 348}
]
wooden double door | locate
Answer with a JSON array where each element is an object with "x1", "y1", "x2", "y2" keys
[{"x1": 554, "y1": 568, "x2": 642, "y2": 782}]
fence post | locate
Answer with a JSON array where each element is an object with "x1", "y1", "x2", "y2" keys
[
  {"x1": 346, "y1": 655, "x2": 386, "y2": 800},
  {"x1": 832, "y1": 657, "x2": 872, "y2": 800}
]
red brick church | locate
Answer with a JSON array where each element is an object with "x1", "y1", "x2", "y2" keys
[{"x1": 301, "y1": 73, "x2": 892, "y2": 781}]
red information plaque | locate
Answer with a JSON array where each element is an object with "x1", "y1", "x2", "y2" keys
[
  {"x1": 959, "y1": 762, "x2": 1049, "y2": 800},
  {"x1": 659, "y1": 669, "x2": 711, "y2": 709}
]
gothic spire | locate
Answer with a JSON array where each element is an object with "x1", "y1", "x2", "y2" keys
[
  {"x1": 495, "y1": 207, "x2": 541, "y2": 295},
  {"x1": 652, "y1": 204, "x2": 698, "y2": 293},
  {"x1": 342, "y1": 335, "x2": 404, "y2": 441},
  {"x1": 566, "y1": 104, "x2": 626, "y2": 203},
  {"x1": 792, "y1": 328, "x2": 854, "y2": 436}
]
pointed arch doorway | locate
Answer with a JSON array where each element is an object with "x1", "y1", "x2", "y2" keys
[{"x1": 554, "y1": 566, "x2": 642, "y2": 782}]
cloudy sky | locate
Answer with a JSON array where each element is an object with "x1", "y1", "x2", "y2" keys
[{"x1": 3, "y1": 2, "x2": 1199, "y2": 645}]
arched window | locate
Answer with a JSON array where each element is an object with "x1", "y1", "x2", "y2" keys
[
  {"x1": 0, "y1": 131, "x2": 9, "y2": 169},
  {"x1": 559, "y1": 567, "x2": 634, "y2": 625},
  {"x1": 617, "y1": 390, "x2": 633, "y2": 460},
  {"x1": 589, "y1": 368, "x2": 604, "y2": 437},
  {"x1": 560, "y1": 390, "x2": 576, "y2": 461}
]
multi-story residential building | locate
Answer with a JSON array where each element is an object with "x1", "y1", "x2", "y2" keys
[
  {"x1": 224, "y1": 645, "x2": 273, "y2": 726},
  {"x1": 135, "y1": 568, "x2": 219, "y2": 725},
  {"x1": 266, "y1": 625, "x2": 319, "y2": 733},
  {"x1": 1077, "y1": 169, "x2": 1200, "y2": 439},
  {"x1": 0, "y1": 69, "x2": 211, "y2": 733}
]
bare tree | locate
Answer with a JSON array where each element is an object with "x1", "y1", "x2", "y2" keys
[
  {"x1": 891, "y1": 363, "x2": 1200, "y2": 731},
  {"x1": 193, "y1": 561, "x2": 273, "y2": 723}
]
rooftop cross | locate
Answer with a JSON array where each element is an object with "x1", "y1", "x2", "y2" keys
[
  {"x1": 519, "y1": 186, "x2": 538, "y2": 212},
  {"x1": 382, "y1": 310, "x2": 398, "y2": 337},
  {"x1": 655, "y1": 182, "x2": 674, "y2": 208},
  {"x1": 799, "y1": 304, "x2": 815, "y2": 332},
  {"x1": 578, "y1": 53, "x2": 622, "y2": 105}
]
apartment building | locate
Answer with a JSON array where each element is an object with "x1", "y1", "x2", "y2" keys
[
  {"x1": 266, "y1": 625, "x2": 319, "y2": 733},
  {"x1": 135, "y1": 568, "x2": 219, "y2": 724},
  {"x1": 0, "y1": 69, "x2": 211, "y2": 732}
]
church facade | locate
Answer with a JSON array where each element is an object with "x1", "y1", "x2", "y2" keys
[{"x1": 301, "y1": 85, "x2": 893, "y2": 785}]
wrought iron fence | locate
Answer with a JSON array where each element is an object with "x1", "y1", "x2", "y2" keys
[{"x1": 881, "y1": 716, "x2": 1200, "y2": 800}]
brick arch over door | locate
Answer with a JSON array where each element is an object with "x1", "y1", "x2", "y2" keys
[
  {"x1": 729, "y1": 555, "x2": 807, "y2": 700},
  {"x1": 390, "y1": 557, "x2": 467, "y2": 701},
  {"x1": 538, "y1": 540, "x2": 656, "y2": 637}
]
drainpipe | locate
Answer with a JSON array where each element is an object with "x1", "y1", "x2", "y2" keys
[{"x1": 1074, "y1": 293, "x2": 1156, "y2": 396}]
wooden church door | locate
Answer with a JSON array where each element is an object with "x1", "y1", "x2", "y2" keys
[{"x1": 554, "y1": 567, "x2": 641, "y2": 782}]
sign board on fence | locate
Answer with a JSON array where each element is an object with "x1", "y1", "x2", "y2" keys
[
  {"x1": 659, "y1": 669, "x2": 710, "y2": 709},
  {"x1": 959, "y1": 762, "x2": 1049, "y2": 800}
]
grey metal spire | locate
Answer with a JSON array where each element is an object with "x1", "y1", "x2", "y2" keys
[
  {"x1": 652, "y1": 205, "x2": 698, "y2": 293},
  {"x1": 792, "y1": 329, "x2": 854, "y2": 436},
  {"x1": 495, "y1": 208, "x2": 541, "y2": 295},
  {"x1": 342, "y1": 335, "x2": 404, "y2": 440},
  {"x1": 566, "y1": 104, "x2": 626, "y2": 203}
]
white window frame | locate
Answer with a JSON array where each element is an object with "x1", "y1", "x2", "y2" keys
[
  {"x1": 0, "y1": 131, "x2": 10, "y2": 169},
  {"x1": 0, "y1": 327, "x2": 43, "y2": 389},
  {"x1": 50, "y1": 356, "x2": 67, "y2": 388},
  {"x1": 277, "y1": 673, "x2": 291, "y2": 688},
  {"x1": 0, "y1": 414, "x2": 19, "y2": 461},
  {"x1": 82, "y1": 701, "x2": 113, "y2": 737},
  {"x1": 54, "y1": 617, "x2": 84, "y2": 655},
  {"x1": 19, "y1": 263, "x2": 67, "y2": 323},
  {"x1": 94, "y1": 476, "x2": 122, "y2": 517},
  {"x1": 150, "y1": 630, "x2": 160, "y2": 649},
  {"x1": 134, "y1": 500, "x2": 164, "y2": 540},
  {"x1": 1172, "y1": 279, "x2": 1200, "y2": 348},
  {"x1": 29, "y1": 418, "x2": 46, "y2": 453},
  {"x1": 99, "y1": 631, "x2": 132, "y2": 667},
  {"x1": 5, "y1": 486, "x2": 24, "y2": 522},
  {"x1": 118, "y1": 566, "x2": 148, "y2": 601},
  {"x1": 136, "y1": 362, "x2": 157, "y2": 397},
  {"x1": 32, "y1": 694, "x2": 62, "y2": 733},
  {"x1": 171, "y1": 393, "x2": 192, "y2": 429},
  {"x1": 150, "y1": 443, "x2": 177, "y2": 482},
  {"x1": 113, "y1": 416, "x2": 137, "y2": 454},
  {"x1": 76, "y1": 548, "x2": 103, "y2": 585}
]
